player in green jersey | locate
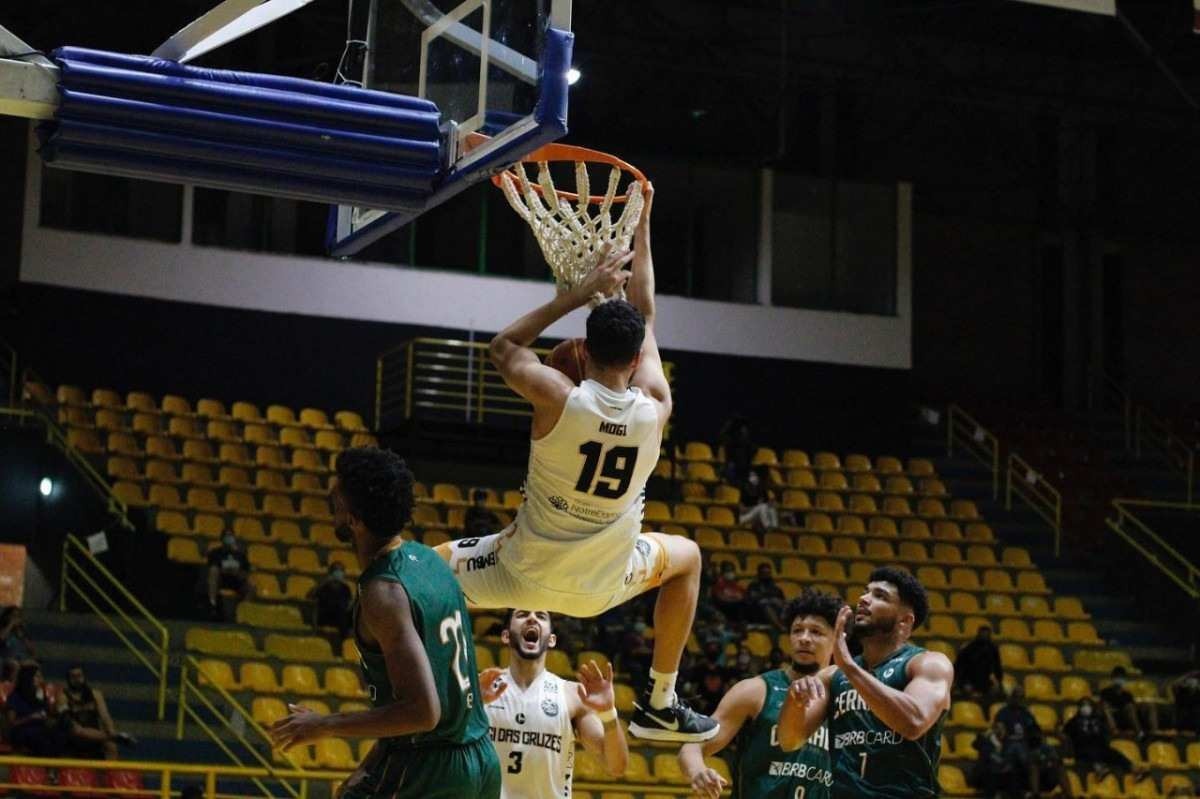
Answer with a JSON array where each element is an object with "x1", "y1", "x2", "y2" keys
[
  {"x1": 269, "y1": 447, "x2": 502, "y2": 798},
  {"x1": 679, "y1": 589, "x2": 841, "y2": 799},
  {"x1": 779, "y1": 567, "x2": 953, "y2": 799}
]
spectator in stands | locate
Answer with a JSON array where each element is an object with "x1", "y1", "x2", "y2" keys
[
  {"x1": 1062, "y1": 697, "x2": 1134, "y2": 779},
  {"x1": 745, "y1": 562, "x2": 786, "y2": 630},
  {"x1": 463, "y1": 490, "x2": 500, "y2": 538},
  {"x1": 738, "y1": 468, "x2": 780, "y2": 533},
  {"x1": 308, "y1": 562, "x2": 353, "y2": 642},
  {"x1": 710, "y1": 564, "x2": 747, "y2": 622},
  {"x1": 993, "y1": 685, "x2": 1042, "y2": 795},
  {"x1": 968, "y1": 721, "x2": 1016, "y2": 798},
  {"x1": 6, "y1": 662, "x2": 127, "y2": 758},
  {"x1": 720, "y1": 418, "x2": 754, "y2": 484},
  {"x1": 956, "y1": 625, "x2": 1003, "y2": 702},
  {"x1": 206, "y1": 532, "x2": 254, "y2": 619},
  {"x1": 0, "y1": 607, "x2": 35, "y2": 662},
  {"x1": 1031, "y1": 739, "x2": 1074, "y2": 799},
  {"x1": 63, "y1": 665, "x2": 135, "y2": 759},
  {"x1": 1099, "y1": 666, "x2": 1155, "y2": 739},
  {"x1": 1170, "y1": 668, "x2": 1200, "y2": 735}
]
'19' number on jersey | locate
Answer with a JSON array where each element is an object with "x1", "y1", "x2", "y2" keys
[
  {"x1": 439, "y1": 611, "x2": 472, "y2": 699},
  {"x1": 575, "y1": 442, "x2": 639, "y2": 499}
]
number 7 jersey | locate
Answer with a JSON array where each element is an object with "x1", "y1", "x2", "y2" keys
[{"x1": 510, "y1": 379, "x2": 663, "y2": 595}]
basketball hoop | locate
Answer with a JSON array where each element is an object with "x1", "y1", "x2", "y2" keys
[{"x1": 484, "y1": 139, "x2": 647, "y2": 302}]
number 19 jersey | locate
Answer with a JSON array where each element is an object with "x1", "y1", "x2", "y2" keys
[
  {"x1": 485, "y1": 669, "x2": 574, "y2": 799},
  {"x1": 510, "y1": 379, "x2": 662, "y2": 596}
]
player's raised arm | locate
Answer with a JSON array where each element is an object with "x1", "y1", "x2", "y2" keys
[
  {"x1": 571, "y1": 660, "x2": 628, "y2": 778},
  {"x1": 270, "y1": 580, "x2": 440, "y2": 747},
  {"x1": 778, "y1": 667, "x2": 833, "y2": 752},
  {"x1": 831, "y1": 607, "x2": 953, "y2": 740},
  {"x1": 678, "y1": 677, "x2": 763, "y2": 798},
  {"x1": 488, "y1": 249, "x2": 633, "y2": 411},
  {"x1": 624, "y1": 184, "x2": 672, "y2": 420}
]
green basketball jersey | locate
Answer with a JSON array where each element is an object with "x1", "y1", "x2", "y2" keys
[
  {"x1": 354, "y1": 540, "x2": 490, "y2": 750},
  {"x1": 732, "y1": 669, "x2": 833, "y2": 799},
  {"x1": 828, "y1": 644, "x2": 944, "y2": 799}
]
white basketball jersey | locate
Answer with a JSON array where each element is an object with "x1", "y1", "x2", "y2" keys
[
  {"x1": 509, "y1": 379, "x2": 662, "y2": 594},
  {"x1": 486, "y1": 669, "x2": 575, "y2": 799}
]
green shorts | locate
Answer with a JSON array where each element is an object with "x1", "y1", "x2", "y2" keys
[{"x1": 338, "y1": 737, "x2": 500, "y2": 799}]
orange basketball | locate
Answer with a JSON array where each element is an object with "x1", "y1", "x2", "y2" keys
[{"x1": 546, "y1": 337, "x2": 586, "y2": 384}]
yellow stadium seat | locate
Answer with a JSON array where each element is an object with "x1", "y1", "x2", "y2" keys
[
  {"x1": 1053, "y1": 596, "x2": 1088, "y2": 619},
  {"x1": 332, "y1": 410, "x2": 366, "y2": 431},
  {"x1": 1109, "y1": 739, "x2": 1145, "y2": 768},
  {"x1": 979, "y1": 594, "x2": 1012, "y2": 616},
  {"x1": 864, "y1": 540, "x2": 895, "y2": 560},
  {"x1": 164, "y1": 415, "x2": 200, "y2": 440},
  {"x1": 237, "y1": 602, "x2": 305, "y2": 630},
  {"x1": 131, "y1": 413, "x2": 161, "y2": 436},
  {"x1": 764, "y1": 532, "x2": 792, "y2": 551},
  {"x1": 885, "y1": 476, "x2": 914, "y2": 495},
  {"x1": 815, "y1": 560, "x2": 847, "y2": 582},
  {"x1": 125, "y1": 391, "x2": 157, "y2": 412},
  {"x1": 214, "y1": 466, "x2": 249, "y2": 489},
  {"x1": 1030, "y1": 703, "x2": 1058, "y2": 730},
  {"x1": 933, "y1": 543, "x2": 962, "y2": 564},
  {"x1": 186, "y1": 628, "x2": 260, "y2": 658},
  {"x1": 107, "y1": 456, "x2": 142, "y2": 482},
  {"x1": 918, "y1": 499, "x2": 946, "y2": 518},
  {"x1": 1032, "y1": 646, "x2": 1068, "y2": 672},
  {"x1": 184, "y1": 441, "x2": 219, "y2": 465},
  {"x1": 787, "y1": 469, "x2": 817, "y2": 489},
  {"x1": 167, "y1": 537, "x2": 204, "y2": 564},
  {"x1": 195, "y1": 658, "x2": 239, "y2": 691},
  {"x1": 185, "y1": 462, "x2": 223, "y2": 487},
  {"x1": 1075, "y1": 649, "x2": 1133, "y2": 674},
  {"x1": 56, "y1": 384, "x2": 87, "y2": 407},
  {"x1": 474, "y1": 645, "x2": 495, "y2": 670},
  {"x1": 729, "y1": 530, "x2": 758, "y2": 550},
  {"x1": 819, "y1": 472, "x2": 849, "y2": 491},
  {"x1": 279, "y1": 427, "x2": 313, "y2": 450},
  {"x1": 341, "y1": 638, "x2": 359, "y2": 662},
  {"x1": 314, "y1": 738, "x2": 356, "y2": 770},
  {"x1": 109, "y1": 481, "x2": 147, "y2": 511},
  {"x1": 1024, "y1": 673, "x2": 1057, "y2": 701},
  {"x1": 680, "y1": 482, "x2": 708, "y2": 503},
  {"x1": 852, "y1": 474, "x2": 882, "y2": 494},
  {"x1": 295, "y1": 408, "x2": 331, "y2": 430},
  {"x1": 545, "y1": 650, "x2": 573, "y2": 678},
  {"x1": 950, "y1": 701, "x2": 986, "y2": 729},
  {"x1": 652, "y1": 753, "x2": 688, "y2": 784},
  {"x1": 254, "y1": 445, "x2": 285, "y2": 469},
  {"x1": 782, "y1": 449, "x2": 810, "y2": 468},
  {"x1": 207, "y1": 420, "x2": 241, "y2": 443},
  {"x1": 1018, "y1": 595, "x2": 1051, "y2": 617},
  {"x1": 60, "y1": 407, "x2": 93, "y2": 429},
  {"x1": 812, "y1": 452, "x2": 840, "y2": 470},
  {"x1": 752, "y1": 447, "x2": 778, "y2": 466},
  {"x1": 94, "y1": 410, "x2": 126, "y2": 432},
  {"x1": 711, "y1": 484, "x2": 740, "y2": 506},
  {"x1": 671, "y1": 503, "x2": 702, "y2": 524},
  {"x1": 962, "y1": 545, "x2": 994, "y2": 566},
  {"x1": 312, "y1": 429, "x2": 344, "y2": 452},
  {"x1": 867, "y1": 456, "x2": 898, "y2": 474},
  {"x1": 884, "y1": 497, "x2": 913, "y2": 516},
  {"x1": 869, "y1": 516, "x2": 898, "y2": 537},
  {"x1": 938, "y1": 765, "x2": 968, "y2": 795},
  {"x1": 961, "y1": 523, "x2": 992, "y2": 544},
  {"x1": 308, "y1": 523, "x2": 340, "y2": 549},
  {"x1": 1000, "y1": 547, "x2": 1032, "y2": 567},
  {"x1": 253, "y1": 470, "x2": 286, "y2": 493},
  {"x1": 920, "y1": 478, "x2": 948, "y2": 497},
  {"x1": 1147, "y1": 741, "x2": 1183, "y2": 769},
  {"x1": 686, "y1": 462, "x2": 719, "y2": 482},
  {"x1": 999, "y1": 619, "x2": 1034, "y2": 642},
  {"x1": 796, "y1": 536, "x2": 826, "y2": 555},
  {"x1": 705, "y1": 506, "x2": 736, "y2": 526},
  {"x1": 281, "y1": 664, "x2": 323, "y2": 695},
  {"x1": 1123, "y1": 775, "x2": 1159, "y2": 798},
  {"x1": 148, "y1": 483, "x2": 187, "y2": 510},
  {"x1": 1055, "y1": 675, "x2": 1089, "y2": 702},
  {"x1": 1087, "y1": 773, "x2": 1122, "y2": 798},
  {"x1": 815, "y1": 492, "x2": 846, "y2": 512},
  {"x1": 247, "y1": 572, "x2": 281, "y2": 599},
  {"x1": 694, "y1": 527, "x2": 725, "y2": 549},
  {"x1": 805, "y1": 513, "x2": 834, "y2": 533},
  {"x1": 830, "y1": 537, "x2": 861, "y2": 557},
  {"x1": 238, "y1": 661, "x2": 283, "y2": 693},
  {"x1": 681, "y1": 441, "x2": 715, "y2": 462},
  {"x1": 848, "y1": 495, "x2": 878, "y2": 514},
  {"x1": 1162, "y1": 775, "x2": 1197, "y2": 795},
  {"x1": 1184, "y1": 741, "x2": 1200, "y2": 765},
  {"x1": 916, "y1": 567, "x2": 947, "y2": 590},
  {"x1": 1067, "y1": 622, "x2": 1102, "y2": 644},
  {"x1": 193, "y1": 514, "x2": 224, "y2": 539},
  {"x1": 261, "y1": 404, "x2": 294, "y2": 426},
  {"x1": 928, "y1": 617, "x2": 960, "y2": 639},
  {"x1": 194, "y1": 398, "x2": 227, "y2": 419},
  {"x1": 262, "y1": 493, "x2": 298, "y2": 519},
  {"x1": 573, "y1": 750, "x2": 608, "y2": 782},
  {"x1": 836, "y1": 514, "x2": 867, "y2": 536},
  {"x1": 847, "y1": 562, "x2": 873, "y2": 585},
  {"x1": 948, "y1": 591, "x2": 980, "y2": 614},
  {"x1": 156, "y1": 510, "x2": 190, "y2": 536},
  {"x1": 289, "y1": 448, "x2": 325, "y2": 474},
  {"x1": 999, "y1": 644, "x2": 1032, "y2": 670},
  {"x1": 949, "y1": 568, "x2": 981, "y2": 591},
  {"x1": 269, "y1": 520, "x2": 305, "y2": 545},
  {"x1": 898, "y1": 542, "x2": 928, "y2": 561},
  {"x1": 248, "y1": 544, "x2": 284, "y2": 570},
  {"x1": 745, "y1": 631, "x2": 773, "y2": 658},
  {"x1": 280, "y1": 575, "x2": 315, "y2": 601},
  {"x1": 265, "y1": 634, "x2": 335, "y2": 662},
  {"x1": 983, "y1": 570, "x2": 1015, "y2": 592},
  {"x1": 1032, "y1": 620, "x2": 1064, "y2": 642},
  {"x1": 251, "y1": 696, "x2": 288, "y2": 727},
  {"x1": 286, "y1": 547, "x2": 323, "y2": 574},
  {"x1": 1016, "y1": 572, "x2": 1047, "y2": 593},
  {"x1": 108, "y1": 432, "x2": 145, "y2": 457},
  {"x1": 231, "y1": 517, "x2": 267, "y2": 542},
  {"x1": 931, "y1": 521, "x2": 962, "y2": 542},
  {"x1": 900, "y1": 521, "x2": 930, "y2": 541},
  {"x1": 950, "y1": 499, "x2": 980, "y2": 520},
  {"x1": 782, "y1": 490, "x2": 811, "y2": 510},
  {"x1": 780, "y1": 558, "x2": 810, "y2": 580}
]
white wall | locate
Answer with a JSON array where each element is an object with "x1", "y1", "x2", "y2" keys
[{"x1": 20, "y1": 135, "x2": 912, "y2": 369}]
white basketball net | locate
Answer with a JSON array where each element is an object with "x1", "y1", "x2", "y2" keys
[{"x1": 497, "y1": 161, "x2": 645, "y2": 302}]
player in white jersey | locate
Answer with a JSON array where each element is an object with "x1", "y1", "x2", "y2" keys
[
  {"x1": 437, "y1": 186, "x2": 718, "y2": 742},
  {"x1": 481, "y1": 609, "x2": 628, "y2": 799}
]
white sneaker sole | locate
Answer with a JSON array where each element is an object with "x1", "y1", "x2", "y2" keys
[{"x1": 627, "y1": 720, "x2": 721, "y2": 743}]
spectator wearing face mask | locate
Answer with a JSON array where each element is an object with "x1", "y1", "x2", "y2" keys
[
  {"x1": 1062, "y1": 697, "x2": 1135, "y2": 779},
  {"x1": 308, "y1": 562, "x2": 354, "y2": 641},
  {"x1": 63, "y1": 665, "x2": 136, "y2": 759},
  {"x1": 738, "y1": 469, "x2": 780, "y2": 533},
  {"x1": 206, "y1": 532, "x2": 254, "y2": 619},
  {"x1": 1099, "y1": 666, "x2": 1156, "y2": 739}
]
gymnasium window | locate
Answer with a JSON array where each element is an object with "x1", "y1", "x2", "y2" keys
[{"x1": 39, "y1": 169, "x2": 182, "y2": 242}]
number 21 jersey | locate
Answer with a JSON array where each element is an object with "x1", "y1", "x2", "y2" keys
[{"x1": 511, "y1": 379, "x2": 662, "y2": 595}]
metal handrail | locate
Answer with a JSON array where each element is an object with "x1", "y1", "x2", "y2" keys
[
  {"x1": 1005, "y1": 451, "x2": 1063, "y2": 557},
  {"x1": 946, "y1": 404, "x2": 1000, "y2": 499},
  {"x1": 1134, "y1": 405, "x2": 1196, "y2": 504},
  {"x1": 59, "y1": 535, "x2": 169, "y2": 719},
  {"x1": 177, "y1": 655, "x2": 305, "y2": 799},
  {"x1": 1105, "y1": 499, "x2": 1200, "y2": 600}
]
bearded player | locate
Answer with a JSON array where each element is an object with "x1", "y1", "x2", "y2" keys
[
  {"x1": 779, "y1": 567, "x2": 952, "y2": 799},
  {"x1": 679, "y1": 589, "x2": 840, "y2": 799},
  {"x1": 481, "y1": 610, "x2": 628, "y2": 798},
  {"x1": 436, "y1": 186, "x2": 717, "y2": 742}
]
